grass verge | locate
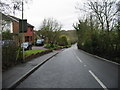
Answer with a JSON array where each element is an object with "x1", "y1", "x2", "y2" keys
[{"x1": 25, "y1": 49, "x2": 47, "y2": 56}]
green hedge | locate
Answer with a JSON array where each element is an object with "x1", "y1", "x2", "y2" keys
[{"x1": 2, "y1": 42, "x2": 22, "y2": 71}]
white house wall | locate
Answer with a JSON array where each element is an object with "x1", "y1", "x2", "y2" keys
[
  {"x1": 10, "y1": 21, "x2": 13, "y2": 33},
  {"x1": 2, "y1": 20, "x2": 13, "y2": 33}
]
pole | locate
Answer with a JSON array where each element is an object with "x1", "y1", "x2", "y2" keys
[{"x1": 22, "y1": 0, "x2": 24, "y2": 62}]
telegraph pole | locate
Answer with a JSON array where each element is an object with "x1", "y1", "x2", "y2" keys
[{"x1": 22, "y1": 0, "x2": 25, "y2": 62}]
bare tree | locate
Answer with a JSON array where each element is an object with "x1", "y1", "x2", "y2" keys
[
  {"x1": 0, "y1": 0, "x2": 11, "y2": 14},
  {"x1": 38, "y1": 18, "x2": 62, "y2": 44},
  {"x1": 116, "y1": 1, "x2": 120, "y2": 21},
  {"x1": 0, "y1": 0, "x2": 31, "y2": 16},
  {"x1": 76, "y1": 0, "x2": 118, "y2": 32},
  {"x1": 12, "y1": 0, "x2": 22, "y2": 15}
]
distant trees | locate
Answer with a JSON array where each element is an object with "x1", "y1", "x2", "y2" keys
[
  {"x1": 37, "y1": 18, "x2": 76, "y2": 49},
  {"x1": 60, "y1": 30, "x2": 78, "y2": 45},
  {"x1": 74, "y1": 0, "x2": 120, "y2": 63},
  {"x1": 38, "y1": 18, "x2": 62, "y2": 45}
]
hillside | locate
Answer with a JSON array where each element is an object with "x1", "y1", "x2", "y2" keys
[{"x1": 60, "y1": 30, "x2": 77, "y2": 44}]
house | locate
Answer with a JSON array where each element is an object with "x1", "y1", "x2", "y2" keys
[
  {"x1": 1, "y1": 12, "x2": 35, "y2": 44},
  {"x1": 1, "y1": 12, "x2": 13, "y2": 33}
]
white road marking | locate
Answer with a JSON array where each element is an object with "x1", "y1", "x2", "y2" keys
[
  {"x1": 89, "y1": 70, "x2": 108, "y2": 90},
  {"x1": 73, "y1": 51, "x2": 83, "y2": 63},
  {"x1": 84, "y1": 64, "x2": 87, "y2": 67},
  {"x1": 76, "y1": 55, "x2": 83, "y2": 63}
]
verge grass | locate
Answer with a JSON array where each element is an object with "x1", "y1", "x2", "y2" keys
[{"x1": 25, "y1": 49, "x2": 46, "y2": 56}]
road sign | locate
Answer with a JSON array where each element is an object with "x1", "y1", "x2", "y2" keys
[{"x1": 19, "y1": 19, "x2": 27, "y2": 33}]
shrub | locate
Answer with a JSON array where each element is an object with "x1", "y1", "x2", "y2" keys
[
  {"x1": 44, "y1": 44, "x2": 63, "y2": 50},
  {"x1": 58, "y1": 35, "x2": 68, "y2": 46},
  {"x1": 2, "y1": 40, "x2": 22, "y2": 70}
]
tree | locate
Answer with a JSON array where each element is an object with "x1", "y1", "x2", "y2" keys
[
  {"x1": 38, "y1": 18, "x2": 62, "y2": 45},
  {"x1": 58, "y1": 35, "x2": 68, "y2": 46},
  {"x1": 0, "y1": 0, "x2": 31, "y2": 16},
  {"x1": 76, "y1": 0, "x2": 118, "y2": 32},
  {"x1": 73, "y1": 19, "x2": 93, "y2": 50},
  {"x1": 0, "y1": 0, "x2": 10, "y2": 14},
  {"x1": 2, "y1": 30, "x2": 13, "y2": 40},
  {"x1": 74, "y1": 0, "x2": 120, "y2": 63}
]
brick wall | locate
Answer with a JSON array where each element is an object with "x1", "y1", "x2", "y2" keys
[
  {"x1": 12, "y1": 21, "x2": 35, "y2": 43},
  {"x1": 13, "y1": 21, "x2": 19, "y2": 34}
]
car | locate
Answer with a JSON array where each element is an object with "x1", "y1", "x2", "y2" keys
[
  {"x1": 21, "y1": 42, "x2": 32, "y2": 50},
  {"x1": 36, "y1": 39, "x2": 44, "y2": 46},
  {"x1": 1, "y1": 40, "x2": 16, "y2": 46},
  {"x1": 0, "y1": 40, "x2": 3, "y2": 46}
]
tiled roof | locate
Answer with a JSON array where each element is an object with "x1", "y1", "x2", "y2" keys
[
  {"x1": 1, "y1": 12, "x2": 34, "y2": 27},
  {"x1": 8, "y1": 15, "x2": 34, "y2": 27}
]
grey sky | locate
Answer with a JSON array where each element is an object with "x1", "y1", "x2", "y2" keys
[{"x1": 17, "y1": 0, "x2": 86, "y2": 30}]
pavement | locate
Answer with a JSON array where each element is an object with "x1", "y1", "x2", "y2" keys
[
  {"x1": 15, "y1": 45, "x2": 119, "y2": 89},
  {"x1": 2, "y1": 50, "x2": 61, "y2": 88}
]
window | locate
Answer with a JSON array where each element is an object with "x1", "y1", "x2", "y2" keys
[
  {"x1": 30, "y1": 27, "x2": 33, "y2": 31},
  {"x1": 30, "y1": 36, "x2": 32, "y2": 41}
]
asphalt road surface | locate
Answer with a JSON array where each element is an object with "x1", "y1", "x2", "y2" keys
[{"x1": 16, "y1": 45, "x2": 119, "y2": 89}]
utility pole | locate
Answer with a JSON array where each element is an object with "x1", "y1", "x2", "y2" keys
[{"x1": 22, "y1": 0, "x2": 24, "y2": 62}]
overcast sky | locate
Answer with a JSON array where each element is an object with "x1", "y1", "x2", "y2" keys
[{"x1": 17, "y1": 0, "x2": 87, "y2": 30}]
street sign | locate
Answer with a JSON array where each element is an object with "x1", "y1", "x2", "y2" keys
[{"x1": 19, "y1": 19, "x2": 27, "y2": 33}]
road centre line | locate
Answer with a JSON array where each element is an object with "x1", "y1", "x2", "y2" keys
[
  {"x1": 73, "y1": 51, "x2": 83, "y2": 63},
  {"x1": 76, "y1": 55, "x2": 83, "y2": 63},
  {"x1": 84, "y1": 64, "x2": 87, "y2": 67},
  {"x1": 89, "y1": 70, "x2": 108, "y2": 90}
]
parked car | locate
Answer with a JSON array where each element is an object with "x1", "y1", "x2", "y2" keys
[
  {"x1": 1, "y1": 40, "x2": 16, "y2": 46},
  {"x1": 36, "y1": 39, "x2": 44, "y2": 46},
  {"x1": 0, "y1": 40, "x2": 3, "y2": 46},
  {"x1": 21, "y1": 42, "x2": 32, "y2": 50}
]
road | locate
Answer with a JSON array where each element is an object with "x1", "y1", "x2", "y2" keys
[{"x1": 16, "y1": 45, "x2": 119, "y2": 89}]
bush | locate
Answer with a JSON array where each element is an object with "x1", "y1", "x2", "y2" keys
[
  {"x1": 44, "y1": 44, "x2": 54, "y2": 49},
  {"x1": 44, "y1": 44, "x2": 63, "y2": 50},
  {"x1": 58, "y1": 35, "x2": 68, "y2": 46},
  {"x1": 75, "y1": 20, "x2": 120, "y2": 63},
  {"x1": 2, "y1": 40, "x2": 22, "y2": 70}
]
